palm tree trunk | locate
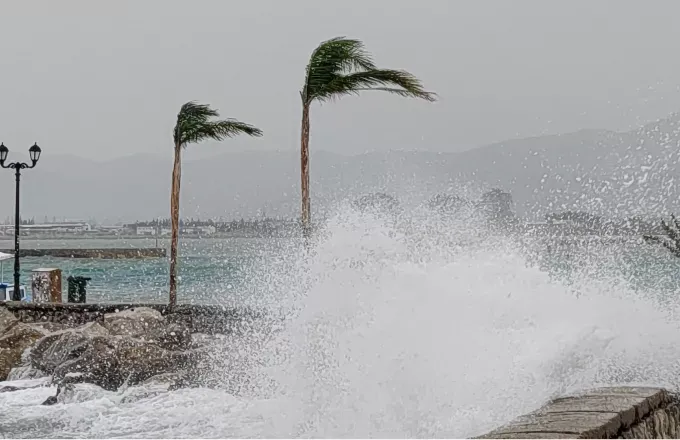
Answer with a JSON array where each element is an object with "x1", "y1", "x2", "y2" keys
[
  {"x1": 169, "y1": 144, "x2": 182, "y2": 309},
  {"x1": 300, "y1": 103, "x2": 311, "y2": 237}
]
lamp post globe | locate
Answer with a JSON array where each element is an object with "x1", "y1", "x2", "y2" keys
[
  {"x1": 0, "y1": 143, "x2": 8, "y2": 164},
  {"x1": 29, "y1": 143, "x2": 41, "y2": 165}
]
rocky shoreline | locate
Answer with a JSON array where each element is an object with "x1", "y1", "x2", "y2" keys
[{"x1": 0, "y1": 306, "x2": 230, "y2": 404}]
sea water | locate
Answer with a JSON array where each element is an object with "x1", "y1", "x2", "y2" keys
[
  {"x1": 2, "y1": 206, "x2": 680, "y2": 438},
  {"x1": 0, "y1": 237, "x2": 290, "y2": 304}
]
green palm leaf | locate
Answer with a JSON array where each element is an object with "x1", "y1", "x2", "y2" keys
[
  {"x1": 302, "y1": 37, "x2": 436, "y2": 104},
  {"x1": 174, "y1": 101, "x2": 263, "y2": 147},
  {"x1": 644, "y1": 214, "x2": 680, "y2": 258},
  {"x1": 314, "y1": 69, "x2": 436, "y2": 103}
]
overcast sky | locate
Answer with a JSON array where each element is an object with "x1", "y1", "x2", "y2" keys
[{"x1": 1, "y1": 0, "x2": 680, "y2": 161}]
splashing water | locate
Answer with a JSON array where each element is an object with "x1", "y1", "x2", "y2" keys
[{"x1": 4, "y1": 205, "x2": 680, "y2": 438}]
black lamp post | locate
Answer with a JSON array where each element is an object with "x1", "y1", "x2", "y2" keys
[{"x1": 0, "y1": 143, "x2": 41, "y2": 301}]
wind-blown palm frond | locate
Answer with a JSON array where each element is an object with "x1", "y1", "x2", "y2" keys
[
  {"x1": 173, "y1": 101, "x2": 262, "y2": 147},
  {"x1": 643, "y1": 214, "x2": 680, "y2": 258},
  {"x1": 301, "y1": 37, "x2": 436, "y2": 104},
  {"x1": 313, "y1": 69, "x2": 436, "y2": 103}
]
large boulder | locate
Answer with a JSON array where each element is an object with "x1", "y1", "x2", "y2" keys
[
  {"x1": 30, "y1": 322, "x2": 109, "y2": 373},
  {"x1": 0, "y1": 307, "x2": 18, "y2": 334},
  {"x1": 150, "y1": 323, "x2": 192, "y2": 350},
  {"x1": 57, "y1": 382, "x2": 110, "y2": 404},
  {"x1": 103, "y1": 307, "x2": 166, "y2": 338},
  {"x1": 104, "y1": 307, "x2": 192, "y2": 350},
  {"x1": 115, "y1": 338, "x2": 205, "y2": 385},
  {"x1": 6, "y1": 364, "x2": 46, "y2": 381},
  {"x1": 29, "y1": 322, "x2": 70, "y2": 333},
  {"x1": 52, "y1": 339, "x2": 123, "y2": 391},
  {"x1": 0, "y1": 323, "x2": 48, "y2": 380},
  {"x1": 24, "y1": 308, "x2": 200, "y2": 395}
]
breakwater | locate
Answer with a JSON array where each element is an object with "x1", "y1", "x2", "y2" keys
[
  {"x1": 0, "y1": 248, "x2": 166, "y2": 259},
  {"x1": 0, "y1": 301, "x2": 264, "y2": 334},
  {"x1": 479, "y1": 387, "x2": 680, "y2": 438}
]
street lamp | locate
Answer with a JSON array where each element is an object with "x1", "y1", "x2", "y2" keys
[{"x1": 0, "y1": 142, "x2": 41, "y2": 301}]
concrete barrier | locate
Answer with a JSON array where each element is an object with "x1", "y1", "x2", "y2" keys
[
  {"x1": 479, "y1": 387, "x2": 680, "y2": 439},
  {"x1": 0, "y1": 248, "x2": 166, "y2": 259},
  {"x1": 0, "y1": 301, "x2": 267, "y2": 334}
]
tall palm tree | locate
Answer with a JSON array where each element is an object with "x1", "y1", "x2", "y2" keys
[
  {"x1": 169, "y1": 101, "x2": 262, "y2": 308},
  {"x1": 299, "y1": 36, "x2": 436, "y2": 235}
]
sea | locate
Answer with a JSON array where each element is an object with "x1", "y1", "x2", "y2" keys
[
  {"x1": 0, "y1": 237, "x2": 291, "y2": 305},
  {"x1": 2, "y1": 206, "x2": 680, "y2": 438}
]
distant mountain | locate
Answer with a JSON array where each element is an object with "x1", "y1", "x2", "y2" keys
[{"x1": 1, "y1": 113, "x2": 679, "y2": 223}]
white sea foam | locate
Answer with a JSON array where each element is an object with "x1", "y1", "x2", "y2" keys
[{"x1": 2, "y1": 205, "x2": 680, "y2": 438}]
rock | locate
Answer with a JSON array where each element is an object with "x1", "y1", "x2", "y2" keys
[
  {"x1": 30, "y1": 322, "x2": 109, "y2": 373},
  {"x1": 0, "y1": 385, "x2": 22, "y2": 393},
  {"x1": 0, "y1": 380, "x2": 49, "y2": 393},
  {"x1": 57, "y1": 382, "x2": 109, "y2": 404},
  {"x1": 6, "y1": 364, "x2": 47, "y2": 381},
  {"x1": 165, "y1": 312, "x2": 192, "y2": 329},
  {"x1": 141, "y1": 372, "x2": 178, "y2": 385},
  {"x1": 0, "y1": 323, "x2": 48, "y2": 380},
  {"x1": 42, "y1": 395, "x2": 58, "y2": 406},
  {"x1": 52, "y1": 339, "x2": 123, "y2": 391},
  {"x1": 30, "y1": 322, "x2": 71, "y2": 333},
  {"x1": 150, "y1": 323, "x2": 192, "y2": 350},
  {"x1": 0, "y1": 307, "x2": 18, "y2": 334},
  {"x1": 142, "y1": 371, "x2": 187, "y2": 387},
  {"x1": 0, "y1": 323, "x2": 48, "y2": 351},
  {"x1": 190, "y1": 332, "x2": 213, "y2": 348},
  {"x1": 2, "y1": 308, "x2": 203, "y2": 394},
  {"x1": 104, "y1": 307, "x2": 192, "y2": 350},
  {"x1": 49, "y1": 334, "x2": 201, "y2": 391},
  {"x1": 141, "y1": 370, "x2": 195, "y2": 391},
  {"x1": 118, "y1": 372, "x2": 188, "y2": 403},
  {"x1": 103, "y1": 307, "x2": 166, "y2": 338},
  {"x1": 116, "y1": 338, "x2": 205, "y2": 385}
]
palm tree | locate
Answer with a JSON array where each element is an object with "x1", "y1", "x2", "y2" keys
[
  {"x1": 644, "y1": 214, "x2": 680, "y2": 258},
  {"x1": 299, "y1": 36, "x2": 436, "y2": 235},
  {"x1": 169, "y1": 101, "x2": 262, "y2": 308}
]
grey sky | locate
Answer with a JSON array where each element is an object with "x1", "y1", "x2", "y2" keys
[{"x1": 2, "y1": 0, "x2": 680, "y2": 161}]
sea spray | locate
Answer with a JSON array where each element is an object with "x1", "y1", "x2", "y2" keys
[
  {"x1": 2, "y1": 204, "x2": 680, "y2": 438},
  {"x1": 242, "y1": 205, "x2": 680, "y2": 437}
]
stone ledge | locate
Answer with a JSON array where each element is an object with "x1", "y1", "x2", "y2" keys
[
  {"x1": 0, "y1": 301, "x2": 267, "y2": 334},
  {"x1": 0, "y1": 248, "x2": 166, "y2": 259},
  {"x1": 478, "y1": 387, "x2": 678, "y2": 439}
]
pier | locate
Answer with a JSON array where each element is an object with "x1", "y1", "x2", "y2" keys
[
  {"x1": 0, "y1": 248, "x2": 166, "y2": 259},
  {"x1": 478, "y1": 387, "x2": 680, "y2": 438}
]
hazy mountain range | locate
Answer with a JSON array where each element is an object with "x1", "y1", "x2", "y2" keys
[{"x1": 2, "y1": 113, "x2": 680, "y2": 224}]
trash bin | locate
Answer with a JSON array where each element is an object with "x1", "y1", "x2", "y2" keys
[{"x1": 67, "y1": 276, "x2": 91, "y2": 303}]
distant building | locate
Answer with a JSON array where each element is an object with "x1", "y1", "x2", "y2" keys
[
  {"x1": 181, "y1": 225, "x2": 216, "y2": 236},
  {"x1": 0, "y1": 223, "x2": 92, "y2": 235},
  {"x1": 136, "y1": 226, "x2": 157, "y2": 236},
  {"x1": 96, "y1": 225, "x2": 127, "y2": 234}
]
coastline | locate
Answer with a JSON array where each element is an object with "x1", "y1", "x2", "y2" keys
[{"x1": 0, "y1": 233, "x2": 297, "y2": 241}]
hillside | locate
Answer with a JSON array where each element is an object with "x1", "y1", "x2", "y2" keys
[{"x1": 1, "y1": 114, "x2": 679, "y2": 222}]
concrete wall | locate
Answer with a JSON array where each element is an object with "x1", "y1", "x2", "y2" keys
[
  {"x1": 0, "y1": 248, "x2": 166, "y2": 258},
  {"x1": 479, "y1": 387, "x2": 680, "y2": 439},
  {"x1": 0, "y1": 301, "x2": 266, "y2": 334}
]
